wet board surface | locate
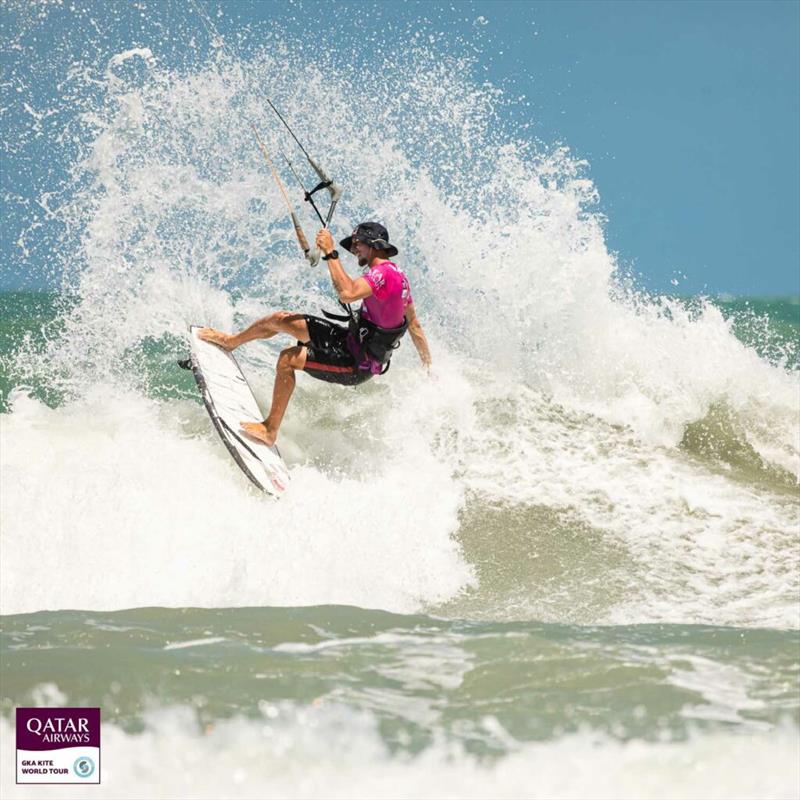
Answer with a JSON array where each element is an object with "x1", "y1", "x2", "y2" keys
[{"x1": 188, "y1": 325, "x2": 290, "y2": 496}]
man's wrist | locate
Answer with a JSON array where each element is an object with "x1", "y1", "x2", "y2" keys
[{"x1": 322, "y1": 249, "x2": 339, "y2": 261}]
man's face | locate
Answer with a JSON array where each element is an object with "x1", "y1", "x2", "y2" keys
[{"x1": 351, "y1": 238, "x2": 372, "y2": 267}]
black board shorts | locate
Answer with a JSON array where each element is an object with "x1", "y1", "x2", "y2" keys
[{"x1": 299, "y1": 315, "x2": 373, "y2": 386}]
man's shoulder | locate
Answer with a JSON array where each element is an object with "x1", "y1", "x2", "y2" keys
[
  {"x1": 380, "y1": 260, "x2": 409, "y2": 281},
  {"x1": 368, "y1": 260, "x2": 401, "y2": 281},
  {"x1": 365, "y1": 261, "x2": 410, "y2": 300},
  {"x1": 365, "y1": 264, "x2": 388, "y2": 287}
]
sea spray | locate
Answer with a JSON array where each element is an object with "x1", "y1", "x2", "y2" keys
[{"x1": 2, "y1": 5, "x2": 798, "y2": 626}]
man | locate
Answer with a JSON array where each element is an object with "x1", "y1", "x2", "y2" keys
[{"x1": 198, "y1": 222, "x2": 432, "y2": 447}]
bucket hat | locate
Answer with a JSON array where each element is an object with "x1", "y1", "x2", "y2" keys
[{"x1": 339, "y1": 222, "x2": 398, "y2": 257}]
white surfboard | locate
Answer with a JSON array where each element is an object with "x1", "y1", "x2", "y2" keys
[{"x1": 186, "y1": 325, "x2": 290, "y2": 496}]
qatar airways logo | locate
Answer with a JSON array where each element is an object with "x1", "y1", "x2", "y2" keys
[
  {"x1": 26, "y1": 716, "x2": 91, "y2": 744},
  {"x1": 17, "y1": 708, "x2": 101, "y2": 784}
]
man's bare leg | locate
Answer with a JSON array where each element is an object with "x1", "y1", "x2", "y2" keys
[
  {"x1": 198, "y1": 312, "x2": 310, "y2": 351},
  {"x1": 240, "y1": 345, "x2": 307, "y2": 447}
]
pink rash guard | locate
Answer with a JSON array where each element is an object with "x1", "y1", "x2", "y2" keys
[{"x1": 347, "y1": 260, "x2": 413, "y2": 374}]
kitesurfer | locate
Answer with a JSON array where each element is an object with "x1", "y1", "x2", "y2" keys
[{"x1": 198, "y1": 222, "x2": 432, "y2": 447}]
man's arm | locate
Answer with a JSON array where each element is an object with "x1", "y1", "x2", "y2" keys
[
  {"x1": 316, "y1": 229, "x2": 372, "y2": 304},
  {"x1": 405, "y1": 303, "x2": 432, "y2": 368}
]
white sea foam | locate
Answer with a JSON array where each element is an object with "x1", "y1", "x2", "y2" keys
[
  {"x1": 0, "y1": 387, "x2": 473, "y2": 616},
  {"x1": 451, "y1": 377, "x2": 800, "y2": 627},
  {"x1": 1, "y1": 709, "x2": 798, "y2": 800}
]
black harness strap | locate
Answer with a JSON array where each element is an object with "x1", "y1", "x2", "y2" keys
[
  {"x1": 321, "y1": 308, "x2": 351, "y2": 323},
  {"x1": 320, "y1": 308, "x2": 408, "y2": 375}
]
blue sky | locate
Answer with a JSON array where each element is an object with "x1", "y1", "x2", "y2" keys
[
  {"x1": 1, "y1": 0, "x2": 798, "y2": 296},
  {"x1": 475, "y1": 0, "x2": 800, "y2": 296}
]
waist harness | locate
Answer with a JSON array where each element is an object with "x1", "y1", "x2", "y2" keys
[{"x1": 322, "y1": 307, "x2": 408, "y2": 374}]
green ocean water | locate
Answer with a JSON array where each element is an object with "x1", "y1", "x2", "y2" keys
[
  {"x1": 0, "y1": 291, "x2": 63, "y2": 410},
  {"x1": 1, "y1": 607, "x2": 798, "y2": 755},
  {"x1": 715, "y1": 296, "x2": 800, "y2": 368},
  {"x1": 0, "y1": 290, "x2": 197, "y2": 412}
]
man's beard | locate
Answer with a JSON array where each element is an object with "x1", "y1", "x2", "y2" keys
[{"x1": 358, "y1": 256, "x2": 368, "y2": 267}]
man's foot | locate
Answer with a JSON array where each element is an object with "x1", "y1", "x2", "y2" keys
[
  {"x1": 240, "y1": 421, "x2": 277, "y2": 447},
  {"x1": 197, "y1": 327, "x2": 236, "y2": 351}
]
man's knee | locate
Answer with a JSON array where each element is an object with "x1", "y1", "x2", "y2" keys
[
  {"x1": 263, "y1": 310, "x2": 290, "y2": 329},
  {"x1": 277, "y1": 345, "x2": 306, "y2": 371},
  {"x1": 267, "y1": 311, "x2": 308, "y2": 339}
]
